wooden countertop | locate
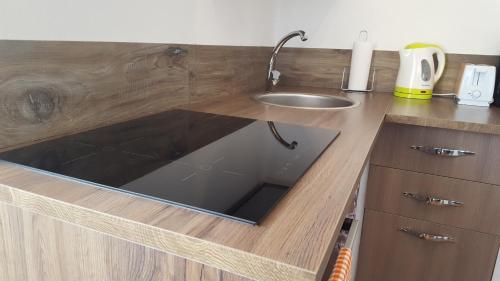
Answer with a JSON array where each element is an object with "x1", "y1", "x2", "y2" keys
[
  {"x1": 386, "y1": 96, "x2": 500, "y2": 135},
  {"x1": 1, "y1": 88, "x2": 500, "y2": 281}
]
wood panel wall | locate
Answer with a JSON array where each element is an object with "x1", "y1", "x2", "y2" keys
[
  {"x1": 276, "y1": 48, "x2": 500, "y2": 93},
  {"x1": 2, "y1": 40, "x2": 498, "y2": 152},
  {"x1": 0, "y1": 40, "x2": 270, "y2": 151},
  {"x1": 0, "y1": 201, "x2": 250, "y2": 281}
]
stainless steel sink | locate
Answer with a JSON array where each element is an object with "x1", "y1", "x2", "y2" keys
[{"x1": 253, "y1": 92, "x2": 359, "y2": 110}]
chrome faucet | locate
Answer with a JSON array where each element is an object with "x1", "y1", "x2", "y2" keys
[{"x1": 266, "y1": 30, "x2": 308, "y2": 92}]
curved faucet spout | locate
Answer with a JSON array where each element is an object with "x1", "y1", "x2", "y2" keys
[{"x1": 266, "y1": 30, "x2": 308, "y2": 92}]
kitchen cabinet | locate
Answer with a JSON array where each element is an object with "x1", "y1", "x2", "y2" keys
[
  {"x1": 366, "y1": 165, "x2": 500, "y2": 235},
  {"x1": 357, "y1": 209, "x2": 498, "y2": 281},
  {"x1": 357, "y1": 123, "x2": 500, "y2": 281},
  {"x1": 371, "y1": 123, "x2": 500, "y2": 185}
]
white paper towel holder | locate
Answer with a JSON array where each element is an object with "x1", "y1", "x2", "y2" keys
[{"x1": 340, "y1": 67, "x2": 376, "y2": 92}]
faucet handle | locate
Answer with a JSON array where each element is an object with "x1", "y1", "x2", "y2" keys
[{"x1": 271, "y1": 70, "x2": 281, "y2": 86}]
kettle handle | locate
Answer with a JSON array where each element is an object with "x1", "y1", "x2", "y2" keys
[{"x1": 431, "y1": 47, "x2": 446, "y2": 83}]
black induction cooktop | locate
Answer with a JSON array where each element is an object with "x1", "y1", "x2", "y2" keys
[{"x1": 0, "y1": 110, "x2": 339, "y2": 224}]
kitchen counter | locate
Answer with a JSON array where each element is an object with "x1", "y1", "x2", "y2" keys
[
  {"x1": 1, "y1": 88, "x2": 500, "y2": 281},
  {"x1": 386, "y1": 95, "x2": 500, "y2": 135}
]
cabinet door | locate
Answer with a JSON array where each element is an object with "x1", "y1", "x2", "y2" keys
[
  {"x1": 371, "y1": 123, "x2": 500, "y2": 185},
  {"x1": 366, "y1": 165, "x2": 500, "y2": 235},
  {"x1": 356, "y1": 210, "x2": 498, "y2": 281}
]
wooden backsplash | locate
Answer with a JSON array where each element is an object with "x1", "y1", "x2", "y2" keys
[
  {"x1": 276, "y1": 48, "x2": 500, "y2": 93},
  {"x1": 1, "y1": 40, "x2": 498, "y2": 151},
  {"x1": 0, "y1": 40, "x2": 269, "y2": 150}
]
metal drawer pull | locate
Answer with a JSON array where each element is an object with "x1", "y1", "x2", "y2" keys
[
  {"x1": 410, "y1": 145, "x2": 475, "y2": 157},
  {"x1": 400, "y1": 227, "x2": 456, "y2": 243},
  {"x1": 402, "y1": 192, "x2": 463, "y2": 207}
]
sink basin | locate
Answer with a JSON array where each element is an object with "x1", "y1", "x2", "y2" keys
[{"x1": 253, "y1": 92, "x2": 359, "y2": 109}]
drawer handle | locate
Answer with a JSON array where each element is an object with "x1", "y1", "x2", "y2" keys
[
  {"x1": 400, "y1": 227, "x2": 456, "y2": 243},
  {"x1": 410, "y1": 145, "x2": 475, "y2": 157},
  {"x1": 402, "y1": 192, "x2": 463, "y2": 207}
]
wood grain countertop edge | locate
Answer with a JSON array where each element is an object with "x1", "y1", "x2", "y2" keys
[
  {"x1": 0, "y1": 182, "x2": 316, "y2": 281},
  {"x1": 385, "y1": 113, "x2": 500, "y2": 135}
]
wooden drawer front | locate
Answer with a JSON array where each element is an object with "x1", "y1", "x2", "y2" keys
[
  {"x1": 372, "y1": 123, "x2": 500, "y2": 185},
  {"x1": 356, "y1": 210, "x2": 498, "y2": 281},
  {"x1": 366, "y1": 165, "x2": 500, "y2": 235}
]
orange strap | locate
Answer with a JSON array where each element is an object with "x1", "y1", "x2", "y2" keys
[{"x1": 328, "y1": 248, "x2": 352, "y2": 281}]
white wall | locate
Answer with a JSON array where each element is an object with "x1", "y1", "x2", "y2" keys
[
  {"x1": 0, "y1": 0, "x2": 274, "y2": 46},
  {"x1": 1, "y1": 0, "x2": 499, "y2": 55},
  {"x1": 272, "y1": 0, "x2": 500, "y2": 55}
]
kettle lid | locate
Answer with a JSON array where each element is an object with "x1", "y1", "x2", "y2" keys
[{"x1": 405, "y1": 42, "x2": 443, "y2": 51}]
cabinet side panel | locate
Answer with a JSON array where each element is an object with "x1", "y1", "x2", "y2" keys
[{"x1": 0, "y1": 202, "x2": 251, "y2": 281}]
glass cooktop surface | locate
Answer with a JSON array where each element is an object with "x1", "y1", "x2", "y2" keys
[{"x1": 0, "y1": 110, "x2": 339, "y2": 224}]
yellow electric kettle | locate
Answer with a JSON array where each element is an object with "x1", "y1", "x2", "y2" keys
[{"x1": 394, "y1": 43, "x2": 446, "y2": 99}]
